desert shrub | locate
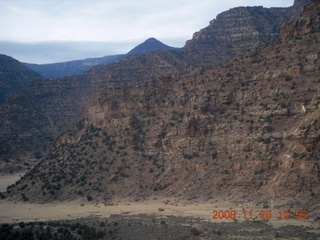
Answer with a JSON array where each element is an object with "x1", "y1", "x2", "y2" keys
[
  {"x1": 21, "y1": 194, "x2": 29, "y2": 201},
  {"x1": 190, "y1": 227, "x2": 201, "y2": 236},
  {"x1": 263, "y1": 138, "x2": 271, "y2": 144},
  {"x1": 20, "y1": 228, "x2": 33, "y2": 239},
  {"x1": 192, "y1": 152, "x2": 200, "y2": 158},
  {"x1": 96, "y1": 230, "x2": 105, "y2": 238},
  {"x1": 18, "y1": 222, "x2": 25, "y2": 228},
  {"x1": 86, "y1": 195, "x2": 93, "y2": 201},
  {"x1": 34, "y1": 151, "x2": 43, "y2": 159},
  {"x1": 263, "y1": 125, "x2": 274, "y2": 133},
  {"x1": 285, "y1": 75, "x2": 292, "y2": 81},
  {"x1": 111, "y1": 100, "x2": 119, "y2": 111},
  {"x1": 211, "y1": 151, "x2": 218, "y2": 159},
  {"x1": 183, "y1": 153, "x2": 193, "y2": 159},
  {"x1": 60, "y1": 228, "x2": 72, "y2": 240}
]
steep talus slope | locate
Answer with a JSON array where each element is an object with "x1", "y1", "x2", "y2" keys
[
  {"x1": 6, "y1": 1, "x2": 320, "y2": 213},
  {"x1": 0, "y1": 54, "x2": 42, "y2": 104}
]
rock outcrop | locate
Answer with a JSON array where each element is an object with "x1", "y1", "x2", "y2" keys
[
  {"x1": 282, "y1": 0, "x2": 320, "y2": 38},
  {"x1": 182, "y1": 0, "x2": 311, "y2": 66}
]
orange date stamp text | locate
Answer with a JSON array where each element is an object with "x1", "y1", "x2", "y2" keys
[{"x1": 212, "y1": 209, "x2": 308, "y2": 220}]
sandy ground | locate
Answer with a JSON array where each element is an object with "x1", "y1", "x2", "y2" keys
[
  {"x1": 0, "y1": 174, "x2": 317, "y2": 231},
  {"x1": 0, "y1": 198, "x2": 317, "y2": 230},
  {"x1": 0, "y1": 173, "x2": 25, "y2": 192}
]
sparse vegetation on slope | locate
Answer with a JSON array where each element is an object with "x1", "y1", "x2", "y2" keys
[
  {"x1": 0, "y1": 54, "x2": 42, "y2": 104},
  {"x1": 0, "y1": 1, "x2": 310, "y2": 167},
  {"x1": 5, "y1": 2, "x2": 320, "y2": 214}
]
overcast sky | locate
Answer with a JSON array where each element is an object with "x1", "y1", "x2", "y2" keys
[{"x1": 0, "y1": 0, "x2": 294, "y2": 63}]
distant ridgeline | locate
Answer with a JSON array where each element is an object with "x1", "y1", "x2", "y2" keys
[{"x1": 23, "y1": 38, "x2": 178, "y2": 79}]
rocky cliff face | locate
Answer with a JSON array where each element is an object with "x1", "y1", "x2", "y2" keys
[
  {"x1": 282, "y1": 0, "x2": 320, "y2": 38},
  {"x1": 182, "y1": 0, "x2": 311, "y2": 66},
  {"x1": 293, "y1": 0, "x2": 314, "y2": 14},
  {"x1": 0, "y1": 2, "x2": 311, "y2": 169},
  {"x1": 6, "y1": 1, "x2": 320, "y2": 212}
]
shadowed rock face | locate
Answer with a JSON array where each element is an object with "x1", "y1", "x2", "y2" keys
[
  {"x1": 6, "y1": 1, "x2": 320, "y2": 211},
  {"x1": 0, "y1": 54, "x2": 42, "y2": 104}
]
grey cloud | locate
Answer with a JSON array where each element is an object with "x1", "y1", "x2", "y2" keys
[
  {"x1": 0, "y1": 0, "x2": 293, "y2": 42},
  {"x1": 0, "y1": 0, "x2": 293, "y2": 63}
]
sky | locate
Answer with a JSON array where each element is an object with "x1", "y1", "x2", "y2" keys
[{"x1": 0, "y1": 0, "x2": 294, "y2": 64}]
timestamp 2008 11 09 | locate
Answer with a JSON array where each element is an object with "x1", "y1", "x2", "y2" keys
[{"x1": 212, "y1": 209, "x2": 308, "y2": 220}]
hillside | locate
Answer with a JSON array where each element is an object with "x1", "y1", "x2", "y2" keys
[
  {"x1": 24, "y1": 38, "x2": 177, "y2": 78},
  {"x1": 0, "y1": 49, "x2": 187, "y2": 162},
  {"x1": 0, "y1": 54, "x2": 42, "y2": 104},
  {"x1": 0, "y1": 74, "x2": 99, "y2": 163},
  {"x1": 6, "y1": 0, "x2": 319, "y2": 214},
  {"x1": 0, "y1": 1, "x2": 310, "y2": 168}
]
